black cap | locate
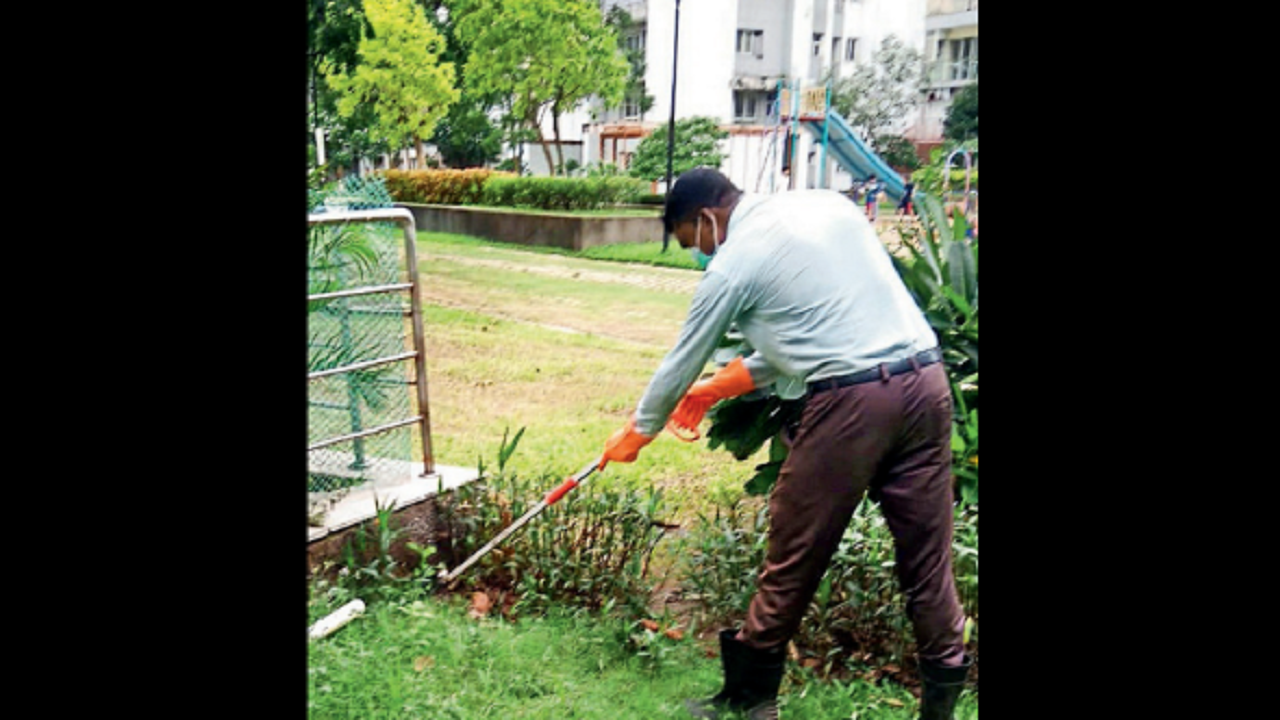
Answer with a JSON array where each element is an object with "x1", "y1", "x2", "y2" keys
[{"x1": 662, "y1": 167, "x2": 739, "y2": 234}]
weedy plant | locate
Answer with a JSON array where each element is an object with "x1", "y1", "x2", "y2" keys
[
  {"x1": 434, "y1": 427, "x2": 675, "y2": 618},
  {"x1": 676, "y1": 498, "x2": 770, "y2": 624},
  {"x1": 329, "y1": 496, "x2": 416, "y2": 604},
  {"x1": 678, "y1": 495, "x2": 978, "y2": 682}
]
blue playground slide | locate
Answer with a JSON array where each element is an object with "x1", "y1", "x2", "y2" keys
[{"x1": 799, "y1": 110, "x2": 906, "y2": 204}]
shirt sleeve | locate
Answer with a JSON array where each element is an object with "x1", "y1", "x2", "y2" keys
[
  {"x1": 742, "y1": 351, "x2": 780, "y2": 389},
  {"x1": 633, "y1": 271, "x2": 758, "y2": 437}
]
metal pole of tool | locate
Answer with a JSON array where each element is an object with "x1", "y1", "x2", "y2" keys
[{"x1": 438, "y1": 457, "x2": 602, "y2": 585}]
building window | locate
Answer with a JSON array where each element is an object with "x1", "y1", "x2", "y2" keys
[
  {"x1": 733, "y1": 90, "x2": 777, "y2": 123},
  {"x1": 813, "y1": 33, "x2": 823, "y2": 57},
  {"x1": 947, "y1": 37, "x2": 978, "y2": 81},
  {"x1": 624, "y1": 28, "x2": 646, "y2": 55},
  {"x1": 845, "y1": 37, "x2": 858, "y2": 62},
  {"x1": 736, "y1": 29, "x2": 763, "y2": 57},
  {"x1": 734, "y1": 91, "x2": 758, "y2": 122},
  {"x1": 622, "y1": 80, "x2": 646, "y2": 119}
]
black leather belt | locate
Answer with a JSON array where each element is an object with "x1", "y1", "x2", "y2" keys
[{"x1": 807, "y1": 348, "x2": 944, "y2": 394}]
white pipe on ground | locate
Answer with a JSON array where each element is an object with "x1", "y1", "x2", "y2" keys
[{"x1": 308, "y1": 599, "x2": 366, "y2": 640}]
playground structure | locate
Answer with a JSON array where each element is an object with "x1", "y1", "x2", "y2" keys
[
  {"x1": 942, "y1": 145, "x2": 978, "y2": 217},
  {"x1": 754, "y1": 80, "x2": 976, "y2": 223}
]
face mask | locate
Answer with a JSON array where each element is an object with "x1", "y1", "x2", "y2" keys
[{"x1": 689, "y1": 213, "x2": 720, "y2": 270}]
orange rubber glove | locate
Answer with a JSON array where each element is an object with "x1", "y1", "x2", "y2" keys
[
  {"x1": 666, "y1": 356, "x2": 756, "y2": 440},
  {"x1": 598, "y1": 415, "x2": 655, "y2": 470}
]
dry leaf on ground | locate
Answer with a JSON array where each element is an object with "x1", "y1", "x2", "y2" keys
[
  {"x1": 468, "y1": 591, "x2": 493, "y2": 619},
  {"x1": 413, "y1": 656, "x2": 435, "y2": 672}
]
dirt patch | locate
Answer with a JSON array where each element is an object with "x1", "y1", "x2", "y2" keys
[{"x1": 429, "y1": 253, "x2": 702, "y2": 295}]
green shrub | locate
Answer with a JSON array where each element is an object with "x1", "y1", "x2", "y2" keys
[
  {"x1": 892, "y1": 193, "x2": 978, "y2": 506},
  {"x1": 677, "y1": 496, "x2": 978, "y2": 678},
  {"x1": 433, "y1": 429, "x2": 672, "y2": 617},
  {"x1": 910, "y1": 143, "x2": 978, "y2": 195},
  {"x1": 481, "y1": 175, "x2": 649, "y2": 211},
  {"x1": 379, "y1": 168, "x2": 513, "y2": 205}
]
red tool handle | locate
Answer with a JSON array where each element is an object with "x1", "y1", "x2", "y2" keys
[
  {"x1": 542, "y1": 458, "x2": 600, "y2": 505},
  {"x1": 544, "y1": 477, "x2": 578, "y2": 505}
]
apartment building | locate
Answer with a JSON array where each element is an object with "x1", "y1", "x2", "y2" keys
[
  {"x1": 913, "y1": 0, "x2": 978, "y2": 156},
  {"x1": 542, "y1": 0, "x2": 934, "y2": 192}
]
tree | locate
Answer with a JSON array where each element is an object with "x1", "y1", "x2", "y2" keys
[
  {"x1": 871, "y1": 133, "x2": 921, "y2": 171},
  {"x1": 431, "y1": 104, "x2": 504, "y2": 168},
  {"x1": 454, "y1": 0, "x2": 629, "y2": 175},
  {"x1": 943, "y1": 82, "x2": 977, "y2": 141},
  {"x1": 309, "y1": 0, "x2": 378, "y2": 176},
  {"x1": 626, "y1": 117, "x2": 728, "y2": 183},
  {"x1": 324, "y1": 0, "x2": 460, "y2": 166},
  {"x1": 827, "y1": 35, "x2": 927, "y2": 150},
  {"x1": 420, "y1": 0, "x2": 504, "y2": 168}
]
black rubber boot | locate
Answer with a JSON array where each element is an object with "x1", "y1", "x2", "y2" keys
[
  {"x1": 917, "y1": 655, "x2": 972, "y2": 720},
  {"x1": 685, "y1": 630, "x2": 785, "y2": 719}
]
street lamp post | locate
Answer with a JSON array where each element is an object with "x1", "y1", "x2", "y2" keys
[{"x1": 662, "y1": 0, "x2": 681, "y2": 252}]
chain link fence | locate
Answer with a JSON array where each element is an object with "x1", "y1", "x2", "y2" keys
[{"x1": 308, "y1": 177, "x2": 431, "y2": 523}]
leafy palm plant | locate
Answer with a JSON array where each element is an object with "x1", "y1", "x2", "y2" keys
[
  {"x1": 891, "y1": 192, "x2": 978, "y2": 391},
  {"x1": 892, "y1": 192, "x2": 978, "y2": 505},
  {"x1": 308, "y1": 177, "x2": 401, "y2": 478}
]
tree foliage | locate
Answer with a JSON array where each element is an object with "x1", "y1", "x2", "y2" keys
[
  {"x1": 872, "y1": 133, "x2": 921, "y2": 171},
  {"x1": 827, "y1": 35, "x2": 927, "y2": 150},
  {"x1": 324, "y1": 0, "x2": 461, "y2": 152},
  {"x1": 626, "y1": 117, "x2": 729, "y2": 183},
  {"x1": 421, "y1": 1, "x2": 504, "y2": 168},
  {"x1": 310, "y1": 0, "x2": 384, "y2": 174},
  {"x1": 943, "y1": 82, "x2": 978, "y2": 141},
  {"x1": 453, "y1": 0, "x2": 630, "y2": 174},
  {"x1": 432, "y1": 103, "x2": 504, "y2": 168}
]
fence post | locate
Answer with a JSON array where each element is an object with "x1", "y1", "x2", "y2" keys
[{"x1": 401, "y1": 218, "x2": 434, "y2": 475}]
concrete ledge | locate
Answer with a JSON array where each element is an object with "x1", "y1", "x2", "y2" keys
[
  {"x1": 398, "y1": 203, "x2": 663, "y2": 251},
  {"x1": 307, "y1": 461, "x2": 480, "y2": 543}
]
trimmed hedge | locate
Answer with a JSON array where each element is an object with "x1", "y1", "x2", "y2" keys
[
  {"x1": 379, "y1": 169, "x2": 651, "y2": 212},
  {"x1": 379, "y1": 168, "x2": 513, "y2": 206},
  {"x1": 482, "y1": 175, "x2": 650, "y2": 211}
]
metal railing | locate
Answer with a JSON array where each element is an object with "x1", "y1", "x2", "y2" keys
[
  {"x1": 933, "y1": 60, "x2": 978, "y2": 84},
  {"x1": 307, "y1": 208, "x2": 434, "y2": 494}
]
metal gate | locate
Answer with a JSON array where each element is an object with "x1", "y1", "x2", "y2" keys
[{"x1": 307, "y1": 208, "x2": 433, "y2": 511}]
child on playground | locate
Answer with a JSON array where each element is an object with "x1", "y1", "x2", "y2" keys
[
  {"x1": 897, "y1": 180, "x2": 915, "y2": 216},
  {"x1": 863, "y1": 175, "x2": 881, "y2": 220}
]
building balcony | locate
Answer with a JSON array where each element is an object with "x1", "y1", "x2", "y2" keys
[
  {"x1": 927, "y1": 1, "x2": 978, "y2": 32},
  {"x1": 930, "y1": 60, "x2": 978, "y2": 87}
]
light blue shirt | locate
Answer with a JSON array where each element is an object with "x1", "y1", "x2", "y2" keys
[{"x1": 633, "y1": 189, "x2": 937, "y2": 437}]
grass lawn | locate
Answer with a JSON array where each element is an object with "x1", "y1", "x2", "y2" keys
[
  {"x1": 412, "y1": 232, "x2": 754, "y2": 519},
  {"x1": 422, "y1": 230, "x2": 699, "y2": 270},
  {"x1": 307, "y1": 592, "x2": 976, "y2": 720}
]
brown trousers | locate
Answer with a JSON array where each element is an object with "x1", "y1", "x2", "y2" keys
[{"x1": 738, "y1": 361, "x2": 966, "y2": 666}]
